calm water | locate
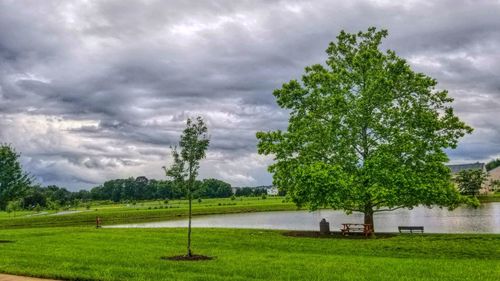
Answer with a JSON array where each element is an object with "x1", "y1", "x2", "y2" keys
[{"x1": 107, "y1": 202, "x2": 500, "y2": 233}]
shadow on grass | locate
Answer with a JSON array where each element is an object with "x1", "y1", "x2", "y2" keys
[
  {"x1": 283, "y1": 231, "x2": 398, "y2": 239},
  {"x1": 0, "y1": 240, "x2": 15, "y2": 243},
  {"x1": 161, "y1": 255, "x2": 214, "y2": 261}
]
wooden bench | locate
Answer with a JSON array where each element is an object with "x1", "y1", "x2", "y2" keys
[
  {"x1": 398, "y1": 226, "x2": 424, "y2": 234},
  {"x1": 341, "y1": 223, "x2": 373, "y2": 237}
]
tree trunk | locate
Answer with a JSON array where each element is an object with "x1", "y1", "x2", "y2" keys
[
  {"x1": 364, "y1": 205, "x2": 375, "y2": 237},
  {"x1": 187, "y1": 183, "x2": 192, "y2": 257}
]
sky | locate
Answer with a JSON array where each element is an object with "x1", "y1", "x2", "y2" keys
[{"x1": 1, "y1": 0, "x2": 499, "y2": 191}]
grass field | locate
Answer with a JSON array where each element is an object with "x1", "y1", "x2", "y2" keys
[
  {"x1": 1, "y1": 195, "x2": 498, "y2": 230},
  {"x1": 0, "y1": 197, "x2": 296, "y2": 229},
  {"x1": 478, "y1": 193, "x2": 500, "y2": 203},
  {"x1": 0, "y1": 227, "x2": 498, "y2": 281},
  {"x1": 0, "y1": 197, "x2": 498, "y2": 280}
]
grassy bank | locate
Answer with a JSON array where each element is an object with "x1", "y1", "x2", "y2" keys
[
  {"x1": 0, "y1": 197, "x2": 296, "y2": 229},
  {"x1": 478, "y1": 193, "x2": 500, "y2": 203},
  {"x1": 0, "y1": 227, "x2": 498, "y2": 281}
]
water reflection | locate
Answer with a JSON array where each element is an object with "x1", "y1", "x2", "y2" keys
[{"x1": 108, "y1": 202, "x2": 500, "y2": 233}]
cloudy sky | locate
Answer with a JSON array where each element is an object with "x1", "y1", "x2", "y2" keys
[{"x1": 1, "y1": 0, "x2": 499, "y2": 190}]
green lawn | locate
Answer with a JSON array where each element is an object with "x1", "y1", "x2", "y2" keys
[
  {"x1": 0, "y1": 227, "x2": 498, "y2": 281},
  {"x1": 0, "y1": 197, "x2": 296, "y2": 229},
  {"x1": 478, "y1": 193, "x2": 500, "y2": 203}
]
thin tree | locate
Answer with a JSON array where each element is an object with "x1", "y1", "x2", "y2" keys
[
  {"x1": 257, "y1": 28, "x2": 476, "y2": 235},
  {"x1": 163, "y1": 117, "x2": 209, "y2": 257}
]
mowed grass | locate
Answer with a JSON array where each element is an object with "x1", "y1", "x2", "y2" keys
[
  {"x1": 0, "y1": 227, "x2": 498, "y2": 281},
  {"x1": 0, "y1": 197, "x2": 296, "y2": 229}
]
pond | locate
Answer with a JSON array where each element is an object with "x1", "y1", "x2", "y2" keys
[{"x1": 107, "y1": 202, "x2": 500, "y2": 233}]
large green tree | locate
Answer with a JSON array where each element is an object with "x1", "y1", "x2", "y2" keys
[
  {"x1": 257, "y1": 28, "x2": 474, "y2": 233},
  {"x1": 163, "y1": 117, "x2": 209, "y2": 257},
  {"x1": 0, "y1": 144, "x2": 31, "y2": 210}
]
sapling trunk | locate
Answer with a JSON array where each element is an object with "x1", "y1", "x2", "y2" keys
[{"x1": 187, "y1": 177, "x2": 193, "y2": 257}]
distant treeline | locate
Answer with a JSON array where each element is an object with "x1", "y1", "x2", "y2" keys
[
  {"x1": 89, "y1": 177, "x2": 233, "y2": 202},
  {"x1": 5, "y1": 177, "x2": 280, "y2": 212}
]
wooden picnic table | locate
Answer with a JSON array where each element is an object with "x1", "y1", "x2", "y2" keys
[{"x1": 341, "y1": 223, "x2": 372, "y2": 237}]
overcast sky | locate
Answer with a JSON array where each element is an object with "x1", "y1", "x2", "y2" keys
[{"x1": 1, "y1": 0, "x2": 499, "y2": 190}]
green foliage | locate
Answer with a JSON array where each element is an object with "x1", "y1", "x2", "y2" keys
[
  {"x1": 257, "y1": 28, "x2": 474, "y2": 230},
  {"x1": 5, "y1": 200, "x2": 22, "y2": 217},
  {"x1": 195, "y1": 178, "x2": 233, "y2": 198},
  {"x1": 490, "y1": 180, "x2": 500, "y2": 192},
  {"x1": 455, "y1": 169, "x2": 489, "y2": 196},
  {"x1": 22, "y1": 187, "x2": 47, "y2": 209},
  {"x1": 164, "y1": 116, "x2": 210, "y2": 257},
  {"x1": 164, "y1": 116, "x2": 210, "y2": 193},
  {"x1": 235, "y1": 187, "x2": 268, "y2": 197},
  {"x1": 486, "y1": 159, "x2": 500, "y2": 171},
  {"x1": 89, "y1": 177, "x2": 182, "y2": 202},
  {"x1": 0, "y1": 144, "x2": 31, "y2": 210}
]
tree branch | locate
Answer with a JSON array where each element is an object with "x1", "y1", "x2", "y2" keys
[{"x1": 373, "y1": 206, "x2": 406, "y2": 213}]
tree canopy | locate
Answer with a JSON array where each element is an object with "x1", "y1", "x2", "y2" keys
[
  {"x1": 455, "y1": 169, "x2": 488, "y2": 196},
  {"x1": 486, "y1": 159, "x2": 500, "y2": 171},
  {"x1": 257, "y1": 28, "x2": 475, "y2": 232},
  {"x1": 0, "y1": 144, "x2": 31, "y2": 210}
]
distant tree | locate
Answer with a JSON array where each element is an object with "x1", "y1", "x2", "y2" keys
[
  {"x1": 235, "y1": 187, "x2": 254, "y2": 197},
  {"x1": 234, "y1": 187, "x2": 268, "y2": 197},
  {"x1": 490, "y1": 180, "x2": 500, "y2": 193},
  {"x1": 73, "y1": 189, "x2": 91, "y2": 201},
  {"x1": 257, "y1": 28, "x2": 475, "y2": 235},
  {"x1": 197, "y1": 178, "x2": 233, "y2": 198},
  {"x1": 455, "y1": 169, "x2": 488, "y2": 196},
  {"x1": 6, "y1": 199, "x2": 22, "y2": 217},
  {"x1": 486, "y1": 159, "x2": 500, "y2": 171},
  {"x1": 0, "y1": 144, "x2": 31, "y2": 210},
  {"x1": 163, "y1": 117, "x2": 209, "y2": 257},
  {"x1": 22, "y1": 186, "x2": 47, "y2": 209},
  {"x1": 43, "y1": 185, "x2": 72, "y2": 206}
]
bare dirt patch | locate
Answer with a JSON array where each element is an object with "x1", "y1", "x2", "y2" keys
[
  {"x1": 161, "y1": 254, "x2": 214, "y2": 261},
  {"x1": 0, "y1": 274, "x2": 60, "y2": 281}
]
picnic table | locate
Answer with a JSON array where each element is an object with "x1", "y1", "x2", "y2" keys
[{"x1": 341, "y1": 223, "x2": 372, "y2": 237}]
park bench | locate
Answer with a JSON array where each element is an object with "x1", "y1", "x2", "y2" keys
[
  {"x1": 341, "y1": 223, "x2": 372, "y2": 237},
  {"x1": 398, "y1": 226, "x2": 424, "y2": 234}
]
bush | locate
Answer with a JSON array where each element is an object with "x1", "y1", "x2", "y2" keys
[
  {"x1": 261, "y1": 194, "x2": 267, "y2": 200},
  {"x1": 231, "y1": 195, "x2": 236, "y2": 200}
]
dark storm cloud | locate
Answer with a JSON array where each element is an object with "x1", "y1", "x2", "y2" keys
[{"x1": 1, "y1": 0, "x2": 500, "y2": 190}]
